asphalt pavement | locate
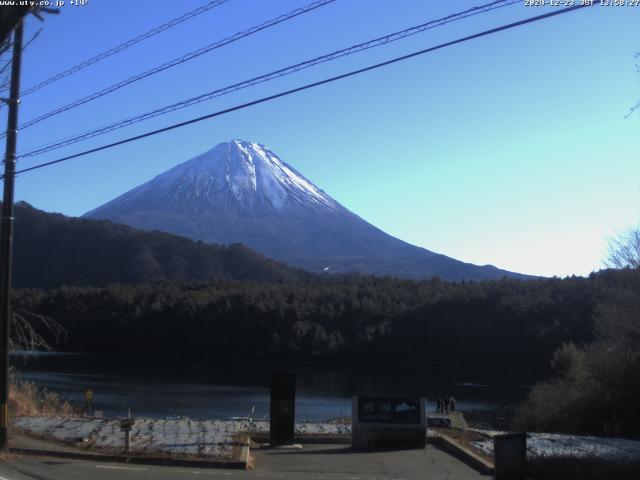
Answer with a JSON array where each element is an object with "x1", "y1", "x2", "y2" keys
[{"x1": 0, "y1": 443, "x2": 489, "y2": 480}]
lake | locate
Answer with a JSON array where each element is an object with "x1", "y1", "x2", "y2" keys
[{"x1": 12, "y1": 352, "x2": 533, "y2": 429}]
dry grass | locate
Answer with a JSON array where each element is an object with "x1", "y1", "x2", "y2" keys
[
  {"x1": 8, "y1": 372, "x2": 73, "y2": 417},
  {"x1": 0, "y1": 449, "x2": 18, "y2": 461}
]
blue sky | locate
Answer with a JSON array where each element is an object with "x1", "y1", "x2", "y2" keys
[{"x1": 6, "y1": 0, "x2": 640, "y2": 277}]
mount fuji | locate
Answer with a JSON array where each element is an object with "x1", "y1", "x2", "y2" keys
[{"x1": 84, "y1": 139, "x2": 531, "y2": 281}]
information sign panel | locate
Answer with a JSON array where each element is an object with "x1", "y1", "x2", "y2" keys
[{"x1": 357, "y1": 397, "x2": 421, "y2": 425}]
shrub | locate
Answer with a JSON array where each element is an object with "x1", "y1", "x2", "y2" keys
[{"x1": 513, "y1": 275, "x2": 640, "y2": 437}]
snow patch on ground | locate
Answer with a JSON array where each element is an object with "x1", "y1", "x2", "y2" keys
[
  {"x1": 471, "y1": 432, "x2": 640, "y2": 460},
  {"x1": 13, "y1": 416, "x2": 350, "y2": 459}
]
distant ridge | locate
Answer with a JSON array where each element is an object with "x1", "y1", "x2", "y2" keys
[
  {"x1": 11, "y1": 202, "x2": 307, "y2": 289},
  {"x1": 85, "y1": 139, "x2": 535, "y2": 281}
]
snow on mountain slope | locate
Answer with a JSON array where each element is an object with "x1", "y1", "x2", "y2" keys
[{"x1": 87, "y1": 140, "x2": 338, "y2": 216}]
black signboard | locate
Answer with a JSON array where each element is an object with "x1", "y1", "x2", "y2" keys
[
  {"x1": 270, "y1": 372, "x2": 296, "y2": 445},
  {"x1": 120, "y1": 418, "x2": 135, "y2": 431},
  {"x1": 357, "y1": 397, "x2": 421, "y2": 424}
]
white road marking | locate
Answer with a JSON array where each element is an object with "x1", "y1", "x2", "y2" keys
[
  {"x1": 95, "y1": 465, "x2": 148, "y2": 471},
  {"x1": 172, "y1": 471, "x2": 229, "y2": 476}
]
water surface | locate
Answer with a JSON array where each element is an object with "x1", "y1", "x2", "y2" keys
[{"x1": 13, "y1": 352, "x2": 532, "y2": 429}]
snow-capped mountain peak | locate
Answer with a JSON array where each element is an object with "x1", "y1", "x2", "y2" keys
[{"x1": 98, "y1": 139, "x2": 338, "y2": 214}]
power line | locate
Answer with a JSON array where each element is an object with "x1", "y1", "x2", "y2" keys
[
  {"x1": 8, "y1": 0, "x2": 337, "y2": 137},
  {"x1": 6, "y1": 0, "x2": 231, "y2": 98},
  {"x1": 18, "y1": 0, "x2": 520, "y2": 159},
  {"x1": 0, "y1": 27, "x2": 41, "y2": 89},
  {"x1": 12, "y1": 3, "x2": 594, "y2": 177}
]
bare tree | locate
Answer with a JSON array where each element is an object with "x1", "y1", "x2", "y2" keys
[
  {"x1": 626, "y1": 51, "x2": 640, "y2": 119},
  {"x1": 606, "y1": 225, "x2": 640, "y2": 269},
  {"x1": 10, "y1": 310, "x2": 66, "y2": 356}
]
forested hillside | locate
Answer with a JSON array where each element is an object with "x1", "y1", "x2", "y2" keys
[
  {"x1": 12, "y1": 202, "x2": 307, "y2": 288},
  {"x1": 10, "y1": 202, "x2": 638, "y2": 383},
  {"x1": 14, "y1": 269, "x2": 631, "y2": 372}
]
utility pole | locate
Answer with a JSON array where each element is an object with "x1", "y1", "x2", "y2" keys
[{"x1": 0, "y1": 19, "x2": 23, "y2": 450}]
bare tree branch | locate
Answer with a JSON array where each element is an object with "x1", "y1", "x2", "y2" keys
[
  {"x1": 625, "y1": 51, "x2": 640, "y2": 119},
  {"x1": 10, "y1": 309, "x2": 66, "y2": 356},
  {"x1": 606, "y1": 225, "x2": 640, "y2": 269}
]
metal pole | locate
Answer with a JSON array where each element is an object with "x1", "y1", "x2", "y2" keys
[
  {"x1": 0, "y1": 20, "x2": 24, "y2": 450},
  {"x1": 124, "y1": 429, "x2": 130, "y2": 453}
]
